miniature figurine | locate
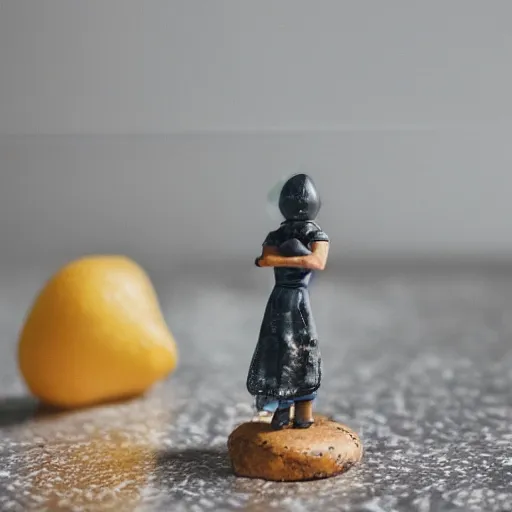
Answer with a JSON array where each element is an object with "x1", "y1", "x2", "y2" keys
[
  {"x1": 247, "y1": 173, "x2": 329, "y2": 430},
  {"x1": 228, "y1": 174, "x2": 362, "y2": 481}
]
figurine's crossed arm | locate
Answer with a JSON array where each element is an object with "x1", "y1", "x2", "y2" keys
[{"x1": 256, "y1": 242, "x2": 329, "y2": 270}]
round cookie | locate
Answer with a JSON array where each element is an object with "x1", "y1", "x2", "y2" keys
[{"x1": 227, "y1": 415, "x2": 362, "y2": 481}]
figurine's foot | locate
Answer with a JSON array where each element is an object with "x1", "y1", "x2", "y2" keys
[
  {"x1": 271, "y1": 406, "x2": 291, "y2": 430},
  {"x1": 293, "y1": 400, "x2": 314, "y2": 428}
]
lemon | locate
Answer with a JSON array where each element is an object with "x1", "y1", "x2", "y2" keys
[{"x1": 18, "y1": 256, "x2": 178, "y2": 408}]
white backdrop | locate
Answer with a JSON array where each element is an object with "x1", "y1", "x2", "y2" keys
[{"x1": 1, "y1": 1, "x2": 512, "y2": 267}]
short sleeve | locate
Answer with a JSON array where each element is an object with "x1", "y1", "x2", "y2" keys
[
  {"x1": 262, "y1": 229, "x2": 281, "y2": 246},
  {"x1": 308, "y1": 228, "x2": 329, "y2": 244}
]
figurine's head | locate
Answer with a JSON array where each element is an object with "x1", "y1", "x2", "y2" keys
[{"x1": 278, "y1": 174, "x2": 321, "y2": 221}]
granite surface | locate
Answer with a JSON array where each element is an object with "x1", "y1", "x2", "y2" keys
[{"x1": 0, "y1": 263, "x2": 511, "y2": 511}]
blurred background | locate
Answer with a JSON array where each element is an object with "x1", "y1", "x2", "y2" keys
[
  {"x1": 2, "y1": 0, "x2": 512, "y2": 273},
  {"x1": 1, "y1": 4, "x2": 512, "y2": 509}
]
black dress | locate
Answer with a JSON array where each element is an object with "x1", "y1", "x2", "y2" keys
[{"x1": 246, "y1": 220, "x2": 329, "y2": 401}]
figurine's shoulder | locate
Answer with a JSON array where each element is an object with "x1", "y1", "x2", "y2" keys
[
  {"x1": 262, "y1": 226, "x2": 286, "y2": 246},
  {"x1": 263, "y1": 221, "x2": 329, "y2": 246},
  {"x1": 303, "y1": 221, "x2": 329, "y2": 243}
]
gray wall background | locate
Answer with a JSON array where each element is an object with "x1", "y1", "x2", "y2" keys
[{"x1": 1, "y1": 0, "x2": 512, "y2": 269}]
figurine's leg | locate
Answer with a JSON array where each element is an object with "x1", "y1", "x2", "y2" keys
[
  {"x1": 293, "y1": 393, "x2": 316, "y2": 428},
  {"x1": 294, "y1": 400, "x2": 314, "y2": 428},
  {"x1": 270, "y1": 399, "x2": 293, "y2": 430}
]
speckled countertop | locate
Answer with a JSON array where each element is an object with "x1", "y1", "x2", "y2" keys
[{"x1": 0, "y1": 262, "x2": 511, "y2": 511}]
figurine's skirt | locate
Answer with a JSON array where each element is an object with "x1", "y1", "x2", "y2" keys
[{"x1": 246, "y1": 284, "x2": 322, "y2": 399}]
